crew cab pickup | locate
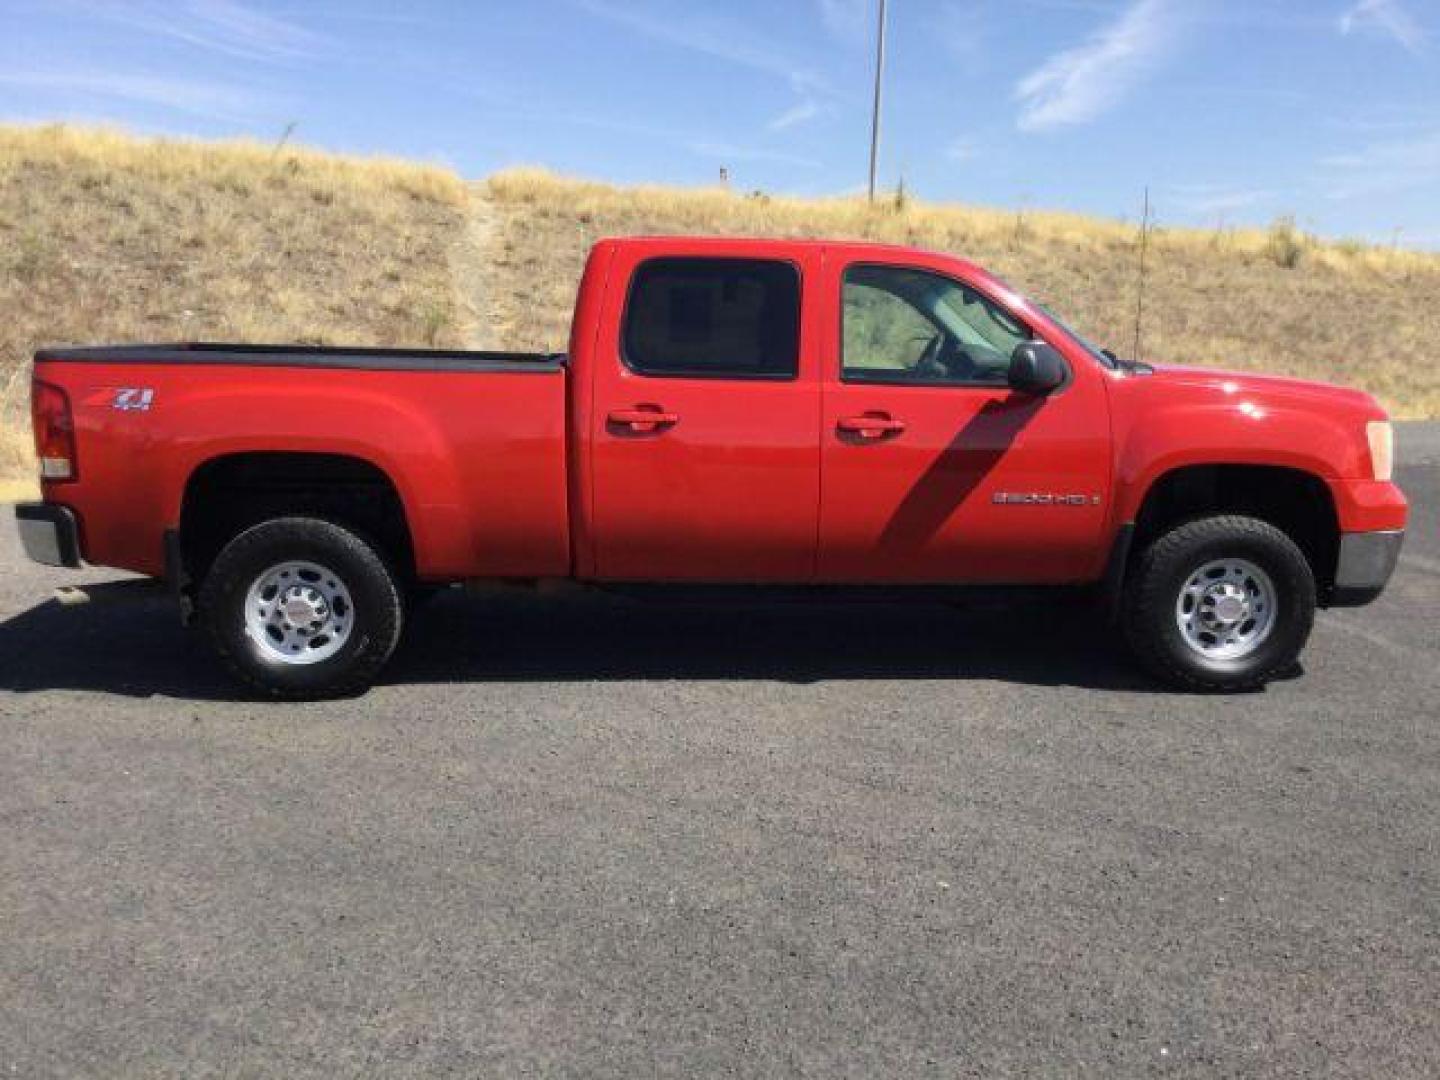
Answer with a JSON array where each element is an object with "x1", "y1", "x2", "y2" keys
[{"x1": 16, "y1": 237, "x2": 1407, "y2": 698}]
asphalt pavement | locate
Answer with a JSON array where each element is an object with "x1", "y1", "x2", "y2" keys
[{"x1": 1, "y1": 425, "x2": 1436, "y2": 1077}]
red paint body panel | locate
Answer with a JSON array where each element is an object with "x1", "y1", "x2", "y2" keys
[
  {"x1": 814, "y1": 245, "x2": 1112, "y2": 583},
  {"x1": 585, "y1": 239, "x2": 823, "y2": 581},
  {"x1": 1326, "y1": 479, "x2": 1409, "y2": 534},
  {"x1": 33, "y1": 236, "x2": 1407, "y2": 589},
  {"x1": 1105, "y1": 363, "x2": 1406, "y2": 532},
  {"x1": 39, "y1": 363, "x2": 570, "y2": 579}
]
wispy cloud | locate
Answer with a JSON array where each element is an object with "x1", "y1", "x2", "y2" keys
[
  {"x1": 1014, "y1": 0, "x2": 1184, "y2": 133},
  {"x1": 816, "y1": 0, "x2": 869, "y2": 41},
  {"x1": 945, "y1": 137, "x2": 980, "y2": 163},
  {"x1": 937, "y1": 2, "x2": 987, "y2": 65},
  {"x1": 1163, "y1": 183, "x2": 1274, "y2": 218},
  {"x1": 0, "y1": 69, "x2": 263, "y2": 120},
  {"x1": 575, "y1": 0, "x2": 828, "y2": 96},
  {"x1": 66, "y1": 0, "x2": 324, "y2": 63},
  {"x1": 1322, "y1": 128, "x2": 1440, "y2": 199},
  {"x1": 1338, "y1": 0, "x2": 1427, "y2": 53},
  {"x1": 1326, "y1": 105, "x2": 1433, "y2": 134},
  {"x1": 575, "y1": 0, "x2": 832, "y2": 138},
  {"x1": 464, "y1": 104, "x2": 822, "y2": 173},
  {"x1": 768, "y1": 100, "x2": 822, "y2": 132},
  {"x1": 689, "y1": 140, "x2": 821, "y2": 169},
  {"x1": 1013, "y1": 0, "x2": 1121, "y2": 11}
]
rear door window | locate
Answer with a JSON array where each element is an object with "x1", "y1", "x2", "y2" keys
[{"x1": 623, "y1": 258, "x2": 800, "y2": 379}]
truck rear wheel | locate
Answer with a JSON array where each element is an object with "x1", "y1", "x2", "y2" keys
[
  {"x1": 198, "y1": 517, "x2": 403, "y2": 700},
  {"x1": 1123, "y1": 515, "x2": 1315, "y2": 692}
]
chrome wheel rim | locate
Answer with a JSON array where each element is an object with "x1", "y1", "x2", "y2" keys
[
  {"x1": 243, "y1": 561, "x2": 354, "y2": 665},
  {"x1": 1175, "y1": 557, "x2": 1276, "y2": 661}
]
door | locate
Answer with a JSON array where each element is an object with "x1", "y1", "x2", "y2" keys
[
  {"x1": 589, "y1": 249, "x2": 822, "y2": 580},
  {"x1": 819, "y1": 257, "x2": 1112, "y2": 583}
]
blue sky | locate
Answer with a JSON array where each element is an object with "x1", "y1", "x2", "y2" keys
[{"x1": 2, "y1": 0, "x2": 1437, "y2": 245}]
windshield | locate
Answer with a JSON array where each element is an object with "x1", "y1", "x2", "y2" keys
[{"x1": 979, "y1": 270, "x2": 1119, "y2": 370}]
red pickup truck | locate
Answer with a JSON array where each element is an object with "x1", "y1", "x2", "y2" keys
[{"x1": 16, "y1": 237, "x2": 1406, "y2": 698}]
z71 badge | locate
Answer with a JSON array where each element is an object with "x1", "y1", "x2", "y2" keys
[{"x1": 112, "y1": 388, "x2": 155, "y2": 412}]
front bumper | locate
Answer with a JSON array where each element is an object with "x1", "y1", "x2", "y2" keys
[
  {"x1": 1330, "y1": 529, "x2": 1404, "y2": 607},
  {"x1": 14, "y1": 502, "x2": 81, "y2": 568},
  {"x1": 1327, "y1": 478, "x2": 1408, "y2": 534}
]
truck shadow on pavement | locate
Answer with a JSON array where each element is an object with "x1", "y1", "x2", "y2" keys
[{"x1": 0, "y1": 580, "x2": 1188, "y2": 700}]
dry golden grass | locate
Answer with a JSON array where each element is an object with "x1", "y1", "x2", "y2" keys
[
  {"x1": 484, "y1": 168, "x2": 1440, "y2": 419},
  {"x1": 0, "y1": 124, "x2": 471, "y2": 480},
  {"x1": 0, "y1": 422, "x2": 32, "y2": 483},
  {"x1": 0, "y1": 478, "x2": 38, "y2": 502},
  {"x1": 3, "y1": 131, "x2": 1437, "y2": 488}
]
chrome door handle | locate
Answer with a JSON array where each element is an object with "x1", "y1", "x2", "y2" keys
[
  {"x1": 607, "y1": 407, "x2": 679, "y2": 433},
  {"x1": 837, "y1": 415, "x2": 906, "y2": 440}
]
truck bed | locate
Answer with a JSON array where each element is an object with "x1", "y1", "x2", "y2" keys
[
  {"x1": 35, "y1": 342, "x2": 565, "y2": 373},
  {"x1": 32, "y1": 343, "x2": 573, "y2": 580}
]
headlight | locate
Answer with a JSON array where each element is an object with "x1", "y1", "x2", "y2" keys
[{"x1": 1366, "y1": 420, "x2": 1394, "y2": 482}]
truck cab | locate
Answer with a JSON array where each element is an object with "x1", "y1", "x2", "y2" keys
[{"x1": 573, "y1": 238, "x2": 1111, "y2": 585}]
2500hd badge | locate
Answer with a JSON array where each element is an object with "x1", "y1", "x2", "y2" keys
[{"x1": 992, "y1": 492, "x2": 1101, "y2": 506}]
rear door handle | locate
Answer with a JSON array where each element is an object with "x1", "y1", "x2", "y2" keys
[
  {"x1": 837, "y1": 415, "x2": 906, "y2": 440},
  {"x1": 608, "y1": 407, "x2": 679, "y2": 433}
]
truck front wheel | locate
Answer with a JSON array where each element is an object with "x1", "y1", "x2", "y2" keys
[
  {"x1": 1123, "y1": 515, "x2": 1316, "y2": 692},
  {"x1": 198, "y1": 517, "x2": 404, "y2": 700}
]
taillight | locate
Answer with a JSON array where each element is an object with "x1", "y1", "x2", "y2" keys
[{"x1": 31, "y1": 378, "x2": 77, "y2": 482}]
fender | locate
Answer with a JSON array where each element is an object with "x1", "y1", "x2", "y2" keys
[
  {"x1": 165, "y1": 384, "x2": 461, "y2": 570},
  {"x1": 1109, "y1": 376, "x2": 1377, "y2": 529}
]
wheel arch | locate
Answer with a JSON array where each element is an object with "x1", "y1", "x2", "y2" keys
[
  {"x1": 178, "y1": 451, "x2": 417, "y2": 585},
  {"x1": 1107, "y1": 463, "x2": 1341, "y2": 610}
]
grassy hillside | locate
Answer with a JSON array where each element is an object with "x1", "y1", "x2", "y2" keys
[
  {"x1": 3, "y1": 126, "x2": 1438, "y2": 491},
  {"x1": 0, "y1": 125, "x2": 471, "y2": 486},
  {"x1": 484, "y1": 169, "x2": 1440, "y2": 418},
  {"x1": 0, "y1": 426, "x2": 28, "y2": 499}
]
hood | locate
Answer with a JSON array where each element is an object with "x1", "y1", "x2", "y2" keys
[{"x1": 1141, "y1": 363, "x2": 1383, "y2": 416}]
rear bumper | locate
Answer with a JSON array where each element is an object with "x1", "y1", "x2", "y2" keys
[
  {"x1": 1330, "y1": 529, "x2": 1404, "y2": 607},
  {"x1": 14, "y1": 502, "x2": 82, "y2": 568}
]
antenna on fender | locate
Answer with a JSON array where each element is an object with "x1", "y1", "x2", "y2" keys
[{"x1": 1132, "y1": 186, "x2": 1151, "y2": 365}]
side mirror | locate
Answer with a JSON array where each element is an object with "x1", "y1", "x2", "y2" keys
[{"x1": 1008, "y1": 342, "x2": 1067, "y2": 395}]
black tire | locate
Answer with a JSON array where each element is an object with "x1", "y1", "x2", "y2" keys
[
  {"x1": 198, "y1": 517, "x2": 403, "y2": 700},
  {"x1": 1123, "y1": 515, "x2": 1316, "y2": 692}
]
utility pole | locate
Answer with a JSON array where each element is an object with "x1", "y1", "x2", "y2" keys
[{"x1": 867, "y1": 0, "x2": 888, "y2": 202}]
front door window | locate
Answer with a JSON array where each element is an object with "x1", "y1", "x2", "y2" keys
[{"x1": 842, "y1": 265, "x2": 1029, "y2": 386}]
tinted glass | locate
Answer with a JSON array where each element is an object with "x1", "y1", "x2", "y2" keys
[
  {"x1": 624, "y1": 258, "x2": 800, "y2": 378},
  {"x1": 842, "y1": 264, "x2": 1029, "y2": 386}
]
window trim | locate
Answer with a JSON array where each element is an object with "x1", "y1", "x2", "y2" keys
[
  {"x1": 619, "y1": 255, "x2": 804, "y2": 382},
  {"x1": 837, "y1": 261, "x2": 1036, "y2": 390}
]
